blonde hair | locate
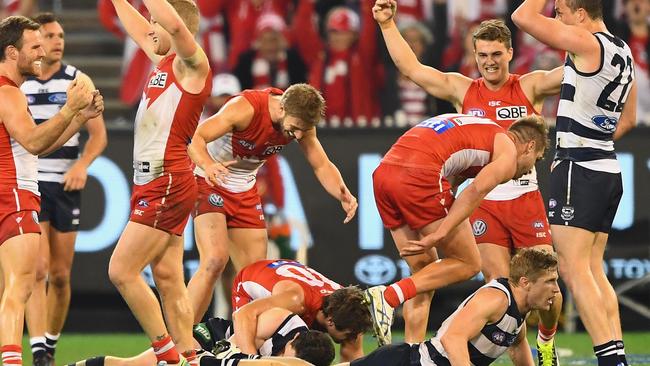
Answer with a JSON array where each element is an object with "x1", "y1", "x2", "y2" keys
[
  {"x1": 281, "y1": 84, "x2": 326, "y2": 127},
  {"x1": 509, "y1": 249, "x2": 558, "y2": 284},
  {"x1": 508, "y1": 115, "x2": 550, "y2": 153}
]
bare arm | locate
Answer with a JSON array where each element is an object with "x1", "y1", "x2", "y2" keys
[
  {"x1": 511, "y1": 0, "x2": 599, "y2": 57},
  {"x1": 142, "y1": 0, "x2": 210, "y2": 76},
  {"x1": 188, "y1": 96, "x2": 253, "y2": 185},
  {"x1": 519, "y1": 66, "x2": 563, "y2": 107},
  {"x1": 233, "y1": 282, "x2": 306, "y2": 355},
  {"x1": 298, "y1": 131, "x2": 358, "y2": 224},
  {"x1": 508, "y1": 325, "x2": 535, "y2": 366},
  {"x1": 110, "y1": 0, "x2": 161, "y2": 63},
  {"x1": 440, "y1": 288, "x2": 509, "y2": 365},
  {"x1": 613, "y1": 81, "x2": 637, "y2": 141},
  {"x1": 372, "y1": 0, "x2": 470, "y2": 108},
  {"x1": 0, "y1": 82, "x2": 90, "y2": 155}
]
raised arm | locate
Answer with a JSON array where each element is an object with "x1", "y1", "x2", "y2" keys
[
  {"x1": 0, "y1": 80, "x2": 91, "y2": 155},
  {"x1": 298, "y1": 131, "x2": 358, "y2": 224},
  {"x1": 511, "y1": 0, "x2": 599, "y2": 57},
  {"x1": 142, "y1": 0, "x2": 210, "y2": 76},
  {"x1": 232, "y1": 282, "x2": 306, "y2": 355},
  {"x1": 110, "y1": 0, "x2": 161, "y2": 63},
  {"x1": 372, "y1": 0, "x2": 471, "y2": 108},
  {"x1": 440, "y1": 288, "x2": 509, "y2": 365}
]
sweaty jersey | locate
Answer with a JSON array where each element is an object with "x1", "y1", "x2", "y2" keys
[
  {"x1": 195, "y1": 88, "x2": 293, "y2": 193},
  {"x1": 462, "y1": 75, "x2": 538, "y2": 200},
  {"x1": 420, "y1": 278, "x2": 525, "y2": 366},
  {"x1": 0, "y1": 76, "x2": 40, "y2": 204},
  {"x1": 556, "y1": 32, "x2": 635, "y2": 173},
  {"x1": 21, "y1": 64, "x2": 79, "y2": 183},
  {"x1": 382, "y1": 113, "x2": 504, "y2": 178},
  {"x1": 133, "y1": 54, "x2": 212, "y2": 184},
  {"x1": 234, "y1": 259, "x2": 341, "y2": 327}
]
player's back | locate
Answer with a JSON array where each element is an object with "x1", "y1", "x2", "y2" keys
[
  {"x1": 0, "y1": 76, "x2": 39, "y2": 207},
  {"x1": 133, "y1": 54, "x2": 212, "y2": 184},
  {"x1": 198, "y1": 88, "x2": 293, "y2": 193},
  {"x1": 233, "y1": 259, "x2": 341, "y2": 326},
  {"x1": 382, "y1": 113, "x2": 504, "y2": 178},
  {"x1": 556, "y1": 32, "x2": 635, "y2": 173}
]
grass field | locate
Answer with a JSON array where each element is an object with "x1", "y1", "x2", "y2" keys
[{"x1": 21, "y1": 331, "x2": 650, "y2": 365}]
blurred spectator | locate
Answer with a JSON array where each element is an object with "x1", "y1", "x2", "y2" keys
[
  {"x1": 381, "y1": 21, "x2": 438, "y2": 126},
  {"x1": 296, "y1": 1, "x2": 382, "y2": 126},
  {"x1": 226, "y1": 0, "x2": 293, "y2": 70},
  {"x1": 617, "y1": 0, "x2": 650, "y2": 125},
  {"x1": 233, "y1": 12, "x2": 307, "y2": 90},
  {"x1": 257, "y1": 155, "x2": 292, "y2": 259},
  {"x1": 202, "y1": 73, "x2": 241, "y2": 119},
  {"x1": 97, "y1": 0, "x2": 152, "y2": 106},
  {"x1": 197, "y1": 0, "x2": 228, "y2": 73},
  {"x1": 0, "y1": 0, "x2": 35, "y2": 18}
]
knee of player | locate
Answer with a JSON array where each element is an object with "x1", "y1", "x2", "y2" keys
[
  {"x1": 108, "y1": 263, "x2": 136, "y2": 288},
  {"x1": 200, "y1": 255, "x2": 229, "y2": 278},
  {"x1": 49, "y1": 271, "x2": 72, "y2": 289}
]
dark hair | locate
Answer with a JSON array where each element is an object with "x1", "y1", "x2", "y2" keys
[
  {"x1": 508, "y1": 115, "x2": 550, "y2": 153},
  {"x1": 472, "y1": 19, "x2": 512, "y2": 49},
  {"x1": 32, "y1": 12, "x2": 58, "y2": 25},
  {"x1": 509, "y1": 248, "x2": 558, "y2": 283},
  {"x1": 0, "y1": 16, "x2": 41, "y2": 62},
  {"x1": 321, "y1": 286, "x2": 372, "y2": 341},
  {"x1": 292, "y1": 330, "x2": 335, "y2": 366},
  {"x1": 565, "y1": 0, "x2": 603, "y2": 20}
]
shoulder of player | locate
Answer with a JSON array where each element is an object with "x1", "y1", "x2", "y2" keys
[
  {"x1": 448, "y1": 72, "x2": 473, "y2": 104},
  {"x1": 272, "y1": 279, "x2": 305, "y2": 297},
  {"x1": 0, "y1": 84, "x2": 27, "y2": 104},
  {"x1": 466, "y1": 287, "x2": 510, "y2": 321},
  {"x1": 220, "y1": 95, "x2": 256, "y2": 129}
]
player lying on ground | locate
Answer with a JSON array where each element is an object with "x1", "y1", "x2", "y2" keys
[{"x1": 66, "y1": 307, "x2": 333, "y2": 366}]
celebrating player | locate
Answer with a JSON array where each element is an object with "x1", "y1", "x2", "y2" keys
[{"x1": 106, "y1": 0, "x2": 212, "y2": 364}]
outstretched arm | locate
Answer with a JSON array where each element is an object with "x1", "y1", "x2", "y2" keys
[
  {"x1": 372, "y1": 0, "x2": 471, "y2": 108},
  {"x1": 142, "y1": 0, "x2": 209, "y2": 74},
  {"x1": 298, "y1": 131, "x2": 358, "y2": 224},
  {"x1": 110, "y1": 0, "x2": 161, "y2": 63},
  {"x1": 511, "y1": 0, "x2": 599, "y2": 57}
]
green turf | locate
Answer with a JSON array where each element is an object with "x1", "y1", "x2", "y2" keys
[{"x1": 21, "y1": 332, "x2": 650, "y2": 365}]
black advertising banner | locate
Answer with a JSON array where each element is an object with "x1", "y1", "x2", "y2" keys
[{"x1": 69, "y1": 128, "x2": 649, "y2": 331}]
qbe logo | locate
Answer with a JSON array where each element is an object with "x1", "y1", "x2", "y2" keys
[
  {"x1": 148, "y1": 72, "x2": 168, "y2": 88},
  {"x1": 496, "y1": 106, "x2": 527, "y2": 120}
]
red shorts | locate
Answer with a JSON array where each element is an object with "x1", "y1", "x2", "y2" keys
[
  {"x1": 470, "y1": 190, "x2": 551, "y2": 249},
  {"x1": 373, "y1": 163, "x2": 454, "y2": 230},
  {"x1": 193, "y1": 177, "x2": 265, "y2": 229},
  {"x1": 0, "y1": 189, "x2": 41, "y2": 245},
  {"x1": 129, "y1": 172, "x2": 197, "y2": 236}
]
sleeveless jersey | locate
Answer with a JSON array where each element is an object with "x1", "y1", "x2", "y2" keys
[
  {"x1": 195, "y1": 88, "x2": 293, "y2": 193},
  {"x1": 21, "y1": 64, "x2": 79, "y2": 183},
  {"x1": 462, "y1": 75, "x2": 538, "y2": 200},
  {"x1": 0, "y1": 76, "x2": 40, "y2": 202},
  {"x1": 133, "y1": 54, "x2": 212, "y2": 184},
  {"x1": 235, "y1": 259, "x2": 342, "y2": 327},
  {"x1": 421, "y1": 278, "x2": 525, "y2": 366},
  {"x1": 382, "y1": 113, "x2": 504, "y2": 178},
  {"x1": 556, "y1": 32, "x2": 635, "y2": 173}
]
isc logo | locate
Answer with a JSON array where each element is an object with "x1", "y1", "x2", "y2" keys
[
  {"x1": 496, "y1": 106, "x2": 527, "y2": 120},
  {"x1": 148, "y1": 72, "x2": 168, "y2": 88}
]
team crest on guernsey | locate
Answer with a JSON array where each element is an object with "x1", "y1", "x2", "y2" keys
[
  {"x1": 492, "y1": 331, "x2": 506, "y2": 344},
  {"x1": 208, "y1": 193, "x2": 224, "y2": 207},
  {"x1": 472, "y1": 220, "x2": 487, "y2": 236},
  {"x1": 467, "y1": 108, "x2": 486, "y2": 117}
]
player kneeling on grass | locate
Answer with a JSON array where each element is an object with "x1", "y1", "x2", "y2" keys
[{"x1": 66, "y1": 308, "x2": 334, "y2": 366}]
